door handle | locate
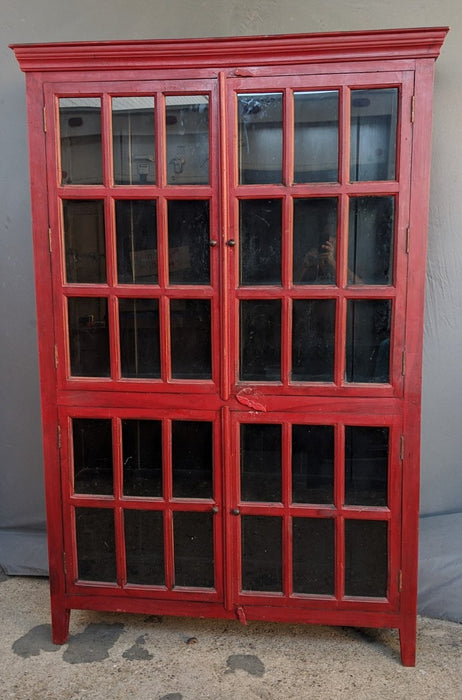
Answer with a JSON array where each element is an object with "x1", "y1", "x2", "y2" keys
[
  {"x1": 231, "y1": 508, "x2": 240, "y2": 516},
  {"x1": 227, "y1": 239, "x2": 236, "y2": 247},
  {"x1": 211, "y1": 505, "x2": 219, "y2": 514}
]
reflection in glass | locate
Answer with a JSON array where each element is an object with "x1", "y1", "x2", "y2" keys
[
  {"x1": 122, "y1": 420, "x2": 162, "y2": 497},
  {"x1": 350, "y1": 88, "x2": 398, "y2": 181},
  {"x1": 241, "y1": 516, "x2": 282, "y2": 592},
  {"x1": 63, "y1": 200, "x2": 106, "y2": 283},
  {"x1": 72, "y1": 418, "x2": 113, "y2": 495},
  {"x1": 345, "y1": 519, "x2": 388, "y2": 597},
  {"x1": 166, "y1": 96, "x2": 209, "y2": 185},
  {"x1": 119, "y1": 298, "x2": 160, "y2": 378},
  {"x1": 348, "y1": 197, "x2": 394, "y2": 285},
  {"x1": 293, "y1": 518, "x2": 335, "y2": 594},
  {"x1": 292, "y1": 425, "x2": 334, "y2": 504},
  {"x1": 292, "y1": 300, "x2": 335, "y2": 381},
  {"x1": 170, "y1": 299, "x2": 212, "y2": 379},
  {"x1": 238, "y1": 93, "x2": 283, "y2": 184},
  {"x1": 240, "y1": 300, "x2": 281, "y2": 381},
  {"x1": 240, "y1": 199, "x2": 282, "y2": 286},
  {"x1": 294, "y1": 91, "x2": 339, "y2": 183},
  {"x1": 112, "y1": 97, "x2": 155, "y2": 185},
  {"x1": 68, "y1": 297, "x2": 110, "y2": 377},
  {"x1": 76, "y1": 507, "x2": 116, "y2": 582},
  {"x1": 293, "y1": 198, "x2": 338, "y2": 285},
  {"x1": 116, "y1": 200, "x2": 157, "y2": 284},
  {"x1": 345, "y1": 427, "x2": 388, "y2": 506},
  {"x1": 240, "y1": 424, "x2": 282, "y2": 502},
  {"x1": 174, "y1": 512, "x2": 214, "y2": 587},
  {"x1": 172, "y1": 421, "x2": 213, "y2": 498},
  {"x1": 346, "y1": 300, "x2": 391, "y2": 383},
  {"x1": 168, "y1": 200, "x2": 210, "y2": 285},
  {"x1": 125, "y1": 510, "x2": 164, "y2": 585},
  {"x1": 59, "y1": 98, "x2": 103, "y2": 185}
]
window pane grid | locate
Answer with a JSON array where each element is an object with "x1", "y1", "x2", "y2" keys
[{"x1": 236, "y1": 417, "x2": 393, "y2": 599}]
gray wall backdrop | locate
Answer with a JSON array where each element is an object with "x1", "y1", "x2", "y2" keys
[{"x1": 1, "y1": 1, "x2": 461, "y2": 616}]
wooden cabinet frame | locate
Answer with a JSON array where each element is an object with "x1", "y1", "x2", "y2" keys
[{"x1": 12, "y1": 27, "x2": 448, "y2": 666}]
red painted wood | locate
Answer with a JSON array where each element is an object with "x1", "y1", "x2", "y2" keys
[
  {"x1": 12, "y1": 28, "x2": 447, "y2": 666},
  {"x1": 10, "y1": 27, "x2": 448, "y2": 72}
]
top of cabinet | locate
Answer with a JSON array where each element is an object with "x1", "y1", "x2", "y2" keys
[{"x1": 11, "y1": 27, "x2": 448, "y2": 74}]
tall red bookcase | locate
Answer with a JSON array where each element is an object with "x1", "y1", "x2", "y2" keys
[{"x1": 12, "y1": 27, "x2": 448, "y2": 665}]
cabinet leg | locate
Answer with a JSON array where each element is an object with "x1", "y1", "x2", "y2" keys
[
  {"x1": 399, "y1": 618, "x2": 417, "y2": 666},
  {"x1": 51, "y1": 604, "x2": 71, "y2": 645}
]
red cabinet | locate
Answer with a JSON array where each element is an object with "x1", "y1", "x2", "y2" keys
[{"x1": 12, "y1": 27, "x2": 447, "y2": 665}]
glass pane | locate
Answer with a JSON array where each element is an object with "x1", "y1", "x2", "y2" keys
[
  {"x1": 166, "y1": 96, "x2": 209, "y2": 185},
  {"x1": 172, "y1": 421, "x2": 213, "y2": 499},
  {"x1": 238, "y1": 93, "x2": 283, "y2": 184},
  {"x1": 173, "y1": 512, "x2": 214, "y2": 587},
  {"x1": 59, "y1": 98, "x2": 102, "y2": 185},
  {"x1": 294, "y1": 91, "x2": 339, "y2": 183},
  {"x1": 241, "y1": 516, "x2": 282, "y2": 592},
  {"x1": 119, "y1": 298, "x2": 160, "y2": 378},
  {"x1": 345, "y1": 520, "x2": 388, "y2": 597},
  {"x1": 125, "y1": 510, "x2": 164, "y2": 585},
  {"x1": 72, "y1": 418, "x2": 113, "y2": 495},
  {"x1": 63, "y1": 200, "x2": 106, "y2": 283},
  {"x1": 240, "y1": 424, "x2": 281, "y2": 502},
  {"x1": 240, "y1": 300, "x2": 281, "y2": 381},
  {"x1": 168, "y1": 200, "x2": 210, "y2": 285},
  {"x1": 240, "y1": 199, "x2": 282, "y2": 286},
  {"x1": 116, "y1": 200, "x2": 158, "y2": 285},
  {"x1": 346, "y1": 300, "x2": 391, "y2": 383},
  {"x1": 76, "y1": 507, "x2": 116, "y2": 582},
  {"x1": 350, "y1": 88, "x2": 398, "y2": 182},
  {"x1": 170, "y1": 299, "x2": 211, "y2": 379},
  {"x1": 345, "y1": 427, "x2": 389, "y2": 507},
  {"x1": 122, "y1": 419, "x2": 162, "y2": 497},
  {"x1": 292, "y1": 425, "x2": 334, "y2": 504},
  {"x1": 292, "y1": 300, "x2": 335, "y2": 381},
  {"x1": 348, "y1": 196, "x2": 394, "y2": 285},
  {"x1": 293, "y1": 518, "x2": 335, "y2": 594},
  {"x1": 293, "y1": 198, "x2": 337, "y2": 285},
  {"x1": 68, "y1": 297, "x2": 110, "y2": 377},
  {"x1": 112, "y1": 97, "x2": 155, "y2": 185}
]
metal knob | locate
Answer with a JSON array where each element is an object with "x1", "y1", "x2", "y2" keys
[
  {"x1": 211, "y1": 505, "x2": 219, "y2": 514},
  {"x1": 209, "y1": 240, "x2": 217, "y2": 247},
  {"x1": 227, "y1": 239, "x2": 236, "y2": 247},
  {"x1": 231, "y1": 508, "x2": 240, "y2": 516}
]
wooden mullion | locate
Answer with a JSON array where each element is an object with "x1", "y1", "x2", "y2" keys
[
  {"x1": 163, "y1": 419, "x2": 174, "y2": 590},
  {"x1": 282, "y1": 422, "x2": 292, "y2": 597},
  {"x1": 283, "y1": 86, "x2": 294, "y2": 187},
  {"x1": 335, "y1": 423, "x2": 345, "y2": 601}
]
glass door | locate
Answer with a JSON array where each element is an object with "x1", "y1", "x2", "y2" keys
[
  {"x1": 46, "y1": 79, "x2": 225, "y2": 601},
  {"x1": 225, "y1": 72, "x2": 413, "y2": 612}
]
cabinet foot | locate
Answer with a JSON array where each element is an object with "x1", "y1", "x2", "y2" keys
[
  {"x1": 399, "y1": 619, "x2": 417, "y2": 666},
  {"x1": 51, "y1": 606, "x2": 71, "y2": 645}
]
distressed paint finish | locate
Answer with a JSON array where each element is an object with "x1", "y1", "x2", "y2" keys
[{"x1": 12, "y1": 27, "x2": 447, "y2": 667}]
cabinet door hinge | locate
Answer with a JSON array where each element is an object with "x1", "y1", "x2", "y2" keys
[
  {"x1": 398, "y1": 569, "x2": 403, "y2": 593},
  {"x1": 401, "y1": 350, "x2": 406, "y2": 376},
  {"x1": 411, "y1": 95, "x2": 415, "y2": 124},
  {"x1": 63, "y1": 551, "x2": 67, "y2": 576},
  {"x1": 400, "y1": 435, "x2": 405, "y2": 461},
  {"x1": 54, "y1": 344, "x2": 58, "y2": 369},
  {"x1": 57, "y1": 425, "x2": 62, "y2": 449},
  {"x1": 48, "y1": 227, "x2": 52, "y2": 253},
  {"x1": 43, "y1": 106, "x2": 47, "y2": 132},
  {"x1": 406, "y1": 226, "x2": 410, "y2": 254}
]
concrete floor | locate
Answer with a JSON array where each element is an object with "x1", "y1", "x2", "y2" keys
[{"x1": 1, "y1": 571, "x2": 461, "y2": 699}]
